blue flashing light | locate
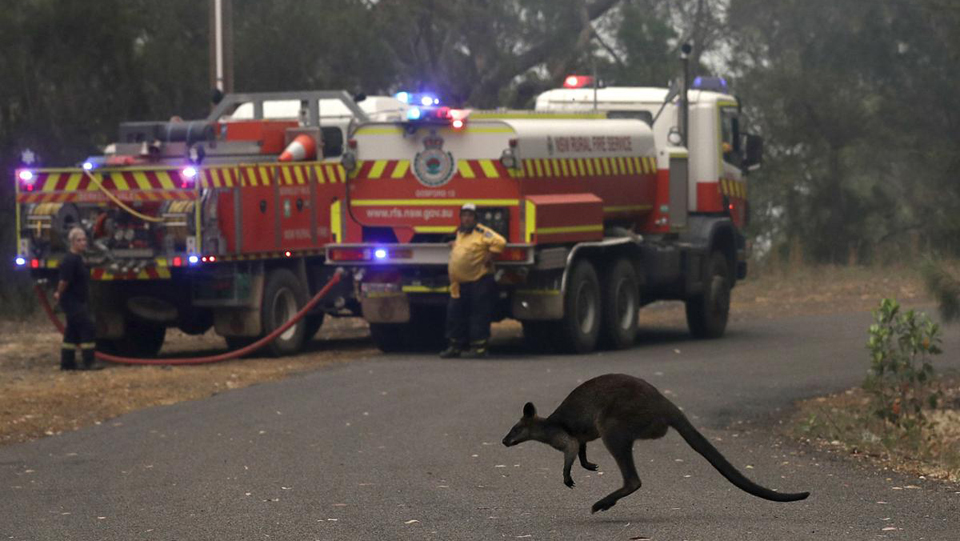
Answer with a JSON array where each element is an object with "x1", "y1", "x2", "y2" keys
[
  {"x1": 82, "y1": 161, "x2": 94, "y2": 171},
  {"x1": 15, "y1": 257, "x2": 26, "y2": 266},
  {"x1": 182, "y1": 166, "x2": 198, "y2": 179},
  {"x1": 188, "y1": 255, "x2": 199, "y2": 265},
  {"x1": 395, "y1": 91, "x2": 410, "y2": 103},
  {"x1": 692, "y1": 76, "x2": 729, "y2": 92},
  {"x1": 407, "y1": 107, "x2": 422, "y2": 120},
  {"x1": 420, "y1": 95, "x2": 433, "y2": 106},
  {"x1": 374, "y1": 248, "x2": 388, "y2": 260},
  {"x1": 18, "y1": 170, "x2": 34, "y2": 182}
]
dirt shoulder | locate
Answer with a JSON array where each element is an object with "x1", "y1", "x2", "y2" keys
[
  {"x1": 0, "y1": 264, "x2": 936, "y2": 449},
  {"x1": 0, "y1": 317, "x2": 375, "y2": 446}
]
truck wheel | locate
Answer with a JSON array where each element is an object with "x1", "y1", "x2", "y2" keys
[
  {"x1": 685, "y1": 251, "x2": 731, "y2": 339},
  {"x1": 303, "y1": 314, "x2": 325, "y2": 342},
  {"x1": 99, "y1": 318, "x2": 166, "y2": 358},
  {"x1": 261, "y1": 268, "x2": 308, "y2": 356},
  {"x1": 558, "y1": 259, "x2": 601, "y2": 354},
  {"x1": 369, "y1": 323, "x2": 407, "y2": 353},
  {"x1": 599, "y1": 258, "x2": 639, "y2": 349}
]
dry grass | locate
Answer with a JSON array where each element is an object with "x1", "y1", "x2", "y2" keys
[
  {"x1": 0, "y1": 317, "x2": 375, "y2": 446},
  {"x1": 786, "y1": 376, "x2": 960, "y2": 483}
]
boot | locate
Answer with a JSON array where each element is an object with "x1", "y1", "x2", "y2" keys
[
  {"x1": 80, "y1": 348, "x2": 105, "y2": 371},
  {"x1": 461, "y1": 340, "x2": 489, "y2": 359},
  {"x1": 438, "y1": 342, "x2": 463, "y2": 358},
  {"x1": 60, "y1": 348, "x2": 78, "y2": 371}
]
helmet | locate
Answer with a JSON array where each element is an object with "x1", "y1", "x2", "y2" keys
[{"x1": 460, "y1": 203, "x2": 477, "y2": 213}]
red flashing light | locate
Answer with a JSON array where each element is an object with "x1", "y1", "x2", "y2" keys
[
  {"x1": 347, "y1": 139, "x2": 357, "y2": 149},
  {"x1": 30, "y1": 259, "x2": 40, "y2": 269},
  {"x1": 201, "y1": 256, "x2": 208, "y2": 263},
  {"x1": 284, "y1": 251, "x2": 292, "y2": 257},
  {"x1": 329, "y1": 248, "x2": 369, "y2": 262},
  {"x1": 496, "y1": 248, "x2": 529, "y2": 262},
  {"x1": 209, "y1": 256, "x2": 217, "y2": 263},
  {"x1": 452, "y1": 119, "x2": 464, "y2": 129},
  {"x1": 172, "y1": 256, "x2": 183, "y2": 267},
  {"x1": 563, "y1": 75, "x2": 595, "y2": 89}
]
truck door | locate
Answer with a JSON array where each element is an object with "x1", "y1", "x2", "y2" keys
[{"x1": 718, "y1": 103, "x2": 746, "y2": 228}]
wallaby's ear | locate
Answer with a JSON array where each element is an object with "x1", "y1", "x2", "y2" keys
[{"x1": 523, "y1": 402, "x2": 536, "y2": 418}]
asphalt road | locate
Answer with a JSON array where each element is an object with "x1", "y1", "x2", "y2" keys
[{"x1": 2, "y1": 310, "x2": 959, "y2": 540}]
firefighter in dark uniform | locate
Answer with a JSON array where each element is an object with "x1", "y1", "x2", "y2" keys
[
  {"x1": 439, "y1": 203, "x2": 506, "y2": 358},
  {"x1": 54, "y1": 227, "x2": 101, "y2": 370}
]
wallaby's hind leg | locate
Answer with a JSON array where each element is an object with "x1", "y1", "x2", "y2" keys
[
  {"x1": 591, "y1": 431, "x2": 641, "y2": 514},
  {"x1": 579, "y1": 442, "x2": 598, "y2": 471}
]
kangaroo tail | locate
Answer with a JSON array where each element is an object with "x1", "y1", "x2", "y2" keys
[{"x1": 669, "y1": 413, "x2": 809, "y2": 502}]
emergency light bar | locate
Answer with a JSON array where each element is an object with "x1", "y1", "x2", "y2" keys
[
  {"x1": 563, "y1": 75, "x2": 595, "y2": 89},
  {"x1": 395, "y1": 92, "x2": 440, "y2": 107},
  {"x1": 404, "y1": 106, "x2": 468, "y2": 130},
  {"x1": 692, "y1": 76, "x2": 729, "y2": 92}
]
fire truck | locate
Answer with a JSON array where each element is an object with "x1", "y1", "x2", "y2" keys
[
  {"x1": 325, "y1": 74, "x2": 763, "y2": 353},
  {"x1": 13, "y1": 91, "x2": 406, "y2": 357}
]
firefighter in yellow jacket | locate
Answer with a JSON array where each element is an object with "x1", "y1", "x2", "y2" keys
[{"x1": 440, "y1": 203, "x2": 506, "y2": 358}]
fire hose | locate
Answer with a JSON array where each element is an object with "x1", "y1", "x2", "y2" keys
[{"x1": 35, "y1": 270, "x2": 342, "y2": 366}]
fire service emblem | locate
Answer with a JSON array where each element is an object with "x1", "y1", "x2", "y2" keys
[{"x1": 413, "y1": 131, "x2": 455, "y2": 187}]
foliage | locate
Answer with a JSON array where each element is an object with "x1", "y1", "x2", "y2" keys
[
  {"x1": 920, "y1": 259, "x2": 960, "y2": 324},
  {"x1": 728, "y1": 0, "x2": 960, "y2": 264},
  {"x1": 864, "y1": 299, "x2": 943, "y2": 437}
]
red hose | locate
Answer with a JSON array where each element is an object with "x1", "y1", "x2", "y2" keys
[{"x1": 36, "y1": 270, "x2": 342, "y2": 365}]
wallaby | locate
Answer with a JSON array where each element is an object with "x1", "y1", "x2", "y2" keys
[{"x1": 502, "y1": 373, "x2": 810, "y2": 513}]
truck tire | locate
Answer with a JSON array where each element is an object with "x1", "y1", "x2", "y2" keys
[
  {"x1": 303, "y1": 313, "x2": 325, "y2": 342},
  {"x1": 99, "y1": 318, "x2": 166, "y2": 358},
  {"x1": 685, "y1": 251, "x2": 731, "y2": 339},
  {"x1": 599, "y1": 258, "x2": 639, "y2": 349},
  {"x1": 369, "y1": 323, "x2": 407, "y2": 353},
  {"x1": 557, "y1": 259, "x2": 601, "y2": 354},
  {"x1": 260, "y1": 268, "x2": 308, "y2": 356}
]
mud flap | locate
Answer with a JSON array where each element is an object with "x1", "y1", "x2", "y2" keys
[{"x1": 361, "y1": 293, "x2": 411, "y2": 323}]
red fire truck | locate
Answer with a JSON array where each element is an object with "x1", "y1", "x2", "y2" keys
[
  {"x1": 13, "y1": 91, "x2": 404, "y2": 357},
  {"x1": 325, "y1": 75, "x2": 763, "y2": 353}
]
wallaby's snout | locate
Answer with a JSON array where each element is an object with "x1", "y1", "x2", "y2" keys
[{"x1": 502, "y1": 402, "x2": 538, "y2": 447}]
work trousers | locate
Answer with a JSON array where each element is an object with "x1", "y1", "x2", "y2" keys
[
  {"x1": 445, "y1": 274, "x2": 497, "y2": 347},
  {"x1": 62, "y1": 305, "x2": 96, "y2": 369}
]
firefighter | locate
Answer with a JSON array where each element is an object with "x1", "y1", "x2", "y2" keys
[
  {"x1": 440, "y1": 203, "x2": 506, "y2": 358},
  {"x1": 54, "y1": 227, "x2": 101, "y2": 370}
]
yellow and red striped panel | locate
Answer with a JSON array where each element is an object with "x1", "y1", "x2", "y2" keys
[
  {"x1": 16, "y1": 169, "x2": 195, "y2": 203},
  {"x1": 719, "y1": 178, "x2": 747, "y2": 199},
  {"x1": 222, "y1": 163, "x2": 346, "y2": 187},
  {"x1": 91, "y1": 266, "x2": 172, "y2": 281},
  {"x1": 522, "y1": 156, "x2": 657, "y2": 179}
]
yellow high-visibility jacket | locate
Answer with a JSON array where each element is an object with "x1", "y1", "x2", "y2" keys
[{"x1": 448, "y1": 223, "x2": 506, "y2": 298}]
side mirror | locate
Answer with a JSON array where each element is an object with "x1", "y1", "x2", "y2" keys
[{"x1": 742, "y1": 134, "x2": 763, "y2": 172}]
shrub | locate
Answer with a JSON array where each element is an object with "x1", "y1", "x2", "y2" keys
[{"x1": 864, "y1": 299, "x2": 943, "y2": 437}]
